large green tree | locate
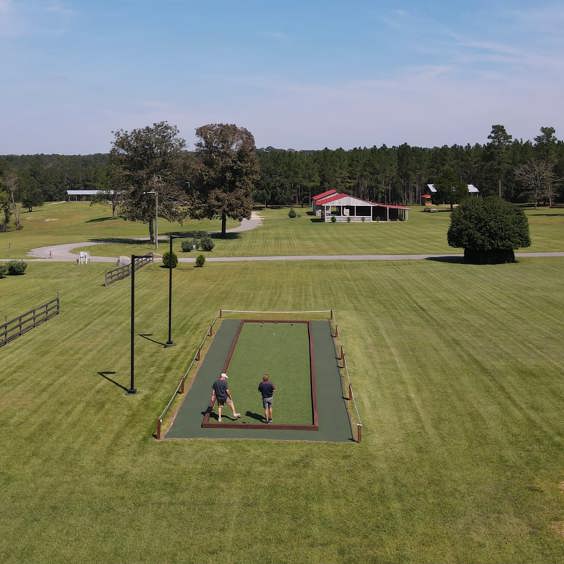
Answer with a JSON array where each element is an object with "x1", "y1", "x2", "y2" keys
[
  {"x1": 195, "y1": 124, "x2": 259, "y2": 236},
  {"x1": 448, "y1": 196, "x2": 530, "y2": 263},
  {"x1": 109, "y1": 122, "x2": 192, "y2": 242}
]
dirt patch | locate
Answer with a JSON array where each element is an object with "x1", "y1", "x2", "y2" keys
[
  {"x1": 550, "y1": 521, "x2": 564, "y2": 538},
  {"x1": 45, "y1": 218, "x2": 59, "y2": 222}
]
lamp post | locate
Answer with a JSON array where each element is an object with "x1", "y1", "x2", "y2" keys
[
  {"x1": 129, "y1": 253, "x2": 154, "y2": 394},
  {"x1": 165, "y1": 234, "x2": 176, "y2": 347}
]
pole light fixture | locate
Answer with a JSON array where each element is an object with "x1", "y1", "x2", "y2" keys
[{"x1": 129, "y1": 253, "x2": 154, "y2": 394}]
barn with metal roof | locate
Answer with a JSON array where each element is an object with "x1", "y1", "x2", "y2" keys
[{"x1": 312, "y1": 190, "x2": 409, "y2": 222}]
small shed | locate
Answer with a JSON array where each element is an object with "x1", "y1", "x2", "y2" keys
[{"x1": 67, "y1": 189, "x2": 114, "y2": 201}]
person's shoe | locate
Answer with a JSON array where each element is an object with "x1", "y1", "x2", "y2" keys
[
  {"x1": 233, "y1": 413, "x2": 241, "y2": 418},
  {"x1": 218, "y1": 416, "x2": 222, "y2": 422}
]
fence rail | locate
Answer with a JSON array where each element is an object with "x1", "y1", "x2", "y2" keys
[
  {"x1": 1, "y1": 295, "x2": 60, "y2": 347},
  {"x1": 104, "y1": 254, "x2": 153, "y2": 287},
  {"x1": 331, "y1": 312, "x2": 363, "y2": 443}
]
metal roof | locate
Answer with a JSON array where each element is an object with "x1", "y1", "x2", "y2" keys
[
  {"x1": 67, "y1": 189, "x2": 114, "y2": 195},
  {"x1": 313, "y1": 189, "x2": 337, "y2": 201}
]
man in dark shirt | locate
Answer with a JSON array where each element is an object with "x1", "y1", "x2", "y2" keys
[
  {"x1": 258, "y1": 373, "x2": 276, "y2": 423},
  {"x1": 210, "y1": 373, "x2": 240, "y2": 422}
]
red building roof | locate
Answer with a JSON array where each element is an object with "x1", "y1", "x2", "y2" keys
[
  {"x1": 315, "y1": 192, "x2": 349, "y2": 205},
  {"x1": 312, "y1": 189, "x2": 337, "y2": 201}
]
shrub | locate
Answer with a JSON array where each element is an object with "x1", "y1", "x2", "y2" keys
[
  {"x1": 288, "y1": 208, "x2": 297, "y2": 218},
  {"x1": 162, "y1": 251, "x2": 178, "y2": 268},
  {"x1": 0, "y1": 264, "x2": 7, "y2": 278},
  {"x1": 7, "y1": 260, "x2": 27, "y2": 275},
  {"x1": 331, "y1": 216, "x2": 337, "y2": 223},
  {"x1": 347, "y1": 216, "x2": 351, "y2": 223},
  {"x1": 448, "y1": 197, "x2": 530, "y2": 264},
  {"x1": 195, "y1": 254, "x2": 206, "y2": 267},
  {"x1": 181, "y1": 240, "x2": 192, "y2": 252},
  {"x1": 200, "y1": 237, "x2": 215, "y2": 251}
]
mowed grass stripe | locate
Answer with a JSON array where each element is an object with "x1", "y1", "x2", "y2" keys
[{"x1": 0, "y1": 260, "x2": 563, "y2": 563}]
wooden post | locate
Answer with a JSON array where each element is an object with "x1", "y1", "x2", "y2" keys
[
  {"x1": 333, "y1": 325, "x2": 339, "y2": 338},
  {"x1": 357, "y1": 423, "x2": 362, "y2": 443},
  {"x1": 219, "y1": 309, "x2": 223, "y2": 318},
  {"x1": 208, "y1": 325, "x2": 213, "y2": 337},
  {"x1": 330, "y1": 309, "x2": 333, "y2": 320},
  {"x1": 156, "y1": 418, "x2": 162, "y2": 440},
  {"x1": 339, "y1": 345, "x2": 344, "y2": 360},
  {"x1": 179, "y1": 377, "x2": 185, "y2": 394},
  {"x1": 196, "y1": 347, "x2": 201, "y2": 361},
  {"x1": 348, "y1": 383, "x2": 353, "y2": 400}
]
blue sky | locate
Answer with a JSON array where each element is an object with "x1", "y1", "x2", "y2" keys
[{"x1": 1, "y1": 0, "x2": 564, "y2": 153}]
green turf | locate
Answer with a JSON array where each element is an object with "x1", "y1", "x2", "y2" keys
[
  {"x1": 0, "y1": 260, "x2": 563, "y2": 563},
  {"x1": 211, "y1": 321, "x2": 312, "y2": 425}
]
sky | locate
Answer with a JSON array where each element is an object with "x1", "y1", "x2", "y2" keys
[{"x1": 1, "y1": 0, "x2": 564, "y2": 153}]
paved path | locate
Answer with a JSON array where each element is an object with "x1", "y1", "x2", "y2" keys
[
  {"x1": 9, "y1": 250, "x2": 564, "y2": 264},
  {"x1": 26, "y1": 212, "x2": 264, "y2": 262}
]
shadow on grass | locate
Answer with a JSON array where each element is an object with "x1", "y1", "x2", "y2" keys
[
  {"x1": 89, "y1": 237, "x2": 151, "y2": 245},
  {"x1": 245, "y1": 410, "x2": 265, "y2": 423},
  {"x1": 527, "y1": 212, "x2": 564, "y2": 217},
  {"x1": 425, "y1": 255, "x2": 465, "y2": 264},
  {"x1": 139, "y1": 333, "x2": 168, "y2": 347},
  {"x1": 165, "y1": 230, "x2": 241, "y2": 241},
  {"x1": 309, "y1": 217, "x2": 324, "y2": 223},
  {"x1": 97, "y1": 371, "x2": 129, "y2": 393},
  {"x1": 86, "y1": 216, "x2": 120, "y2": 223}
]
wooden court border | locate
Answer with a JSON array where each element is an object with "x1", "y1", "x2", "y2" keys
[{"x1": 202, "y1": 319, "x2": 319, "y2": 431}]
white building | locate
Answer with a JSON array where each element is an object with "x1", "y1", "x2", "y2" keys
[{"x1": 313, "y1": 191, "x2": 409, "y2": 222}]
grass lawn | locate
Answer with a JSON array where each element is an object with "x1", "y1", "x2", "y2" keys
[
  {"x1": 0, "y1": 201, "x2": 238, "y2": 259},
  {"x1": 2, "y1": 203, "x2": 564, "y2": 260},
  {"x1": 83, "y1": 206, "x2": 564, "y2": 258},
  {"x1": 209, "y1": 321, "x2": 312, "y2": 426},
  {"x1": 0, "y1": 259, "x2": 563, "y2": 562}
]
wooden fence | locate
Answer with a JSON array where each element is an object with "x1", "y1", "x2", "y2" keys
[
  {"x1": 0, "y1": 295, "x2": 60, "y2": 348},
  {"x1": 104, "y1": 254, "x2": 153, "y2": 287}
]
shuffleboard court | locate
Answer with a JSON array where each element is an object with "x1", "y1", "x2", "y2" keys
[
  {"x1": 165, "y1": 318, "x2": 353, "y2": 441},
  {"x1": 203, "y1": 321, "x2": 314, "y2": 427}
]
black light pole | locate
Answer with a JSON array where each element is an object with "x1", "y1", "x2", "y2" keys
[
  {"x1": 165, "y1": 235, "x2": 175, "y2": 347},
  {"x1": 129, "y1": 253, "x2": 153, "y2": 394},
  {"x1": 129, "y1": 254, "x2": 137, "y2": 394}
]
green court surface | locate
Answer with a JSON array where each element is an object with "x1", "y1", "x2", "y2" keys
[
  {"x1": 166, "y1": 318, "x2": 353, "y2": 441},
  {"x1": 208, "y1": 321, "x2": 312, "y2": 426}
]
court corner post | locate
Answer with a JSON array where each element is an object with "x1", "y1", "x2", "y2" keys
[{"x1": 357, "y1": 423, "x2": 362, "y2": 443}]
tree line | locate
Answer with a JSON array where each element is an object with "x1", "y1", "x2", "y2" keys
[{"x1": 1, "y1": 123, "x2": 563, "y2": 233}]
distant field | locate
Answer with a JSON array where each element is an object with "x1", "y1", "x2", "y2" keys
[
  {"x1": 0, "y1": 259, "x2": 563, "y2": 563},
  {"x1": 0, "y1": 202, "x2": 238, "y2": 259},
  {"x1": 1, "y1": 202, "x2": 563, "y2": 259}
]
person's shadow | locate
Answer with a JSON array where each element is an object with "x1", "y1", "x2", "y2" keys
[{"x1": 245, "y1": 411, "x2": 265, "y2": 423}]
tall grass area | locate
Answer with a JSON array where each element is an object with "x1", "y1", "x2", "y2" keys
[{"x1": 0, "y1": 260, "x2": 563, "y2": 563}]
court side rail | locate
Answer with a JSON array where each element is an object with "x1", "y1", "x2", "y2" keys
[
  {"x1": 331, "y1": 311, "x2": 363, "y2": 443},
  {"x1": 155, "y1": 313, "x2": 219, "y2": 439}
]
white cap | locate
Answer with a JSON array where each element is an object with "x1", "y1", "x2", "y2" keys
[{"x1": 220, "y1": 372, "x2": 228, "y2": 378}]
